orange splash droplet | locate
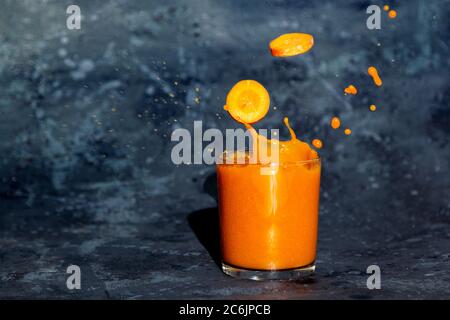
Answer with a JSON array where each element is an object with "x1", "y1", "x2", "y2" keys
[
  {"x1": 344, "y1": 85, "x2": 358, "y2": 95},
  {"x1": 383, "y1": 5, "x2": 389, "y2": 11},
  {"x1": 369, "y1": 104, "x2": 377, "y2": 112},
  {"x1": 312, "y1": 139, "x2": 323, "y2": 149},
  {"x1": 388, "y1": 10, "x2": 397, "y2": 19},
  {"x1": 368, "y1": 66, "x2": 382, "y2": 87},
  {"x1": 344, "y1": 128, "x2": 352, "y2": 135},
  {"x1": 331, "y1": 117, "x2": 341, "y2": 129},
  {"x1": 283, "y1": 117, "x2": 297, "y2": 140}
]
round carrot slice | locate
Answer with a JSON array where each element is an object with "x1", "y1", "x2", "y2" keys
[
  {"x1": 224, "y1": 80, "x2": 270, "y2": 124},
  {"x1": 269, "y1": 33, "x2": 314, "y2": 57}
]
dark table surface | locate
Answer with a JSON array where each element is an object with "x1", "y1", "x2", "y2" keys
[{"x1": 0, "y1": 0, "x2": 449, "y2": 299}]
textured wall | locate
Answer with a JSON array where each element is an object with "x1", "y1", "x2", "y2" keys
[{"x1": 0, "y1": 0, "x2": 449, "y2": 298}]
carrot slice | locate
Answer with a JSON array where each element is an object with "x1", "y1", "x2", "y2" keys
[
  {"x1": 269, "y1": 33, "x2": 314, "y2": 57},
  {"x1": 224, "y1": 80, "x2": 270, "y2": 124}
]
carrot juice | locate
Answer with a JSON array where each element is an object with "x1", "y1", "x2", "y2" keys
[
  {"x1": 218, "y1": 114, "x2": 321, "y2": 278},
  {"x1": 218, "y1": 37, "x2": 320, "y2": 278}
]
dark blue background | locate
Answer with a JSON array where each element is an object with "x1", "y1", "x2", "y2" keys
[{"x1": 0, "y1": 0, "x2": 449, "y2": 298}]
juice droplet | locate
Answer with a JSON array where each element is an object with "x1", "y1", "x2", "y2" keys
[
  {"x1": 331, "y1": 117, "x2": 341, "y2": 129},
  {"x1": 312, "y1": 139, "x2": 323, "y2": 149},
  {"x1": 369, "y1": 104, "x2": 377, "y2": 112},
  {"x1": 388, "y1": 10, "x2": 397, "y2": 19},
  {"x1": 344, "y1": 128, "x2": 352, "y2": 135},
  {"x1": 344, "y1": 85, "x2": 358, "y2": 95},
  {"x1": 283, "y1": 117, "x2": 297, "y2": 140},
  {"x1": 368, "y1": 66, "x2": 382, "y2": 87},
  {"x1": 383, "y1": 5, "x2": 389, "y2": 11}
]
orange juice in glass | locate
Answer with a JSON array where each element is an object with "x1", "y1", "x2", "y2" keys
[{"x1": 218, "y1": 80, "x2": 321, "y2": 280}]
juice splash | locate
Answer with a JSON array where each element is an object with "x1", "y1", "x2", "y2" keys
[
  {"x1": 368, "y1": 66, "x2": 382, "y2": 87},
  {"x1": 312, "y1": 139, "x2": 323, "y2": 149},
  {"x1": 383, "y1": 5, "x2": 389, "y2": 11},
  {"x1": 218, "y1": 81, "x2": 320, "y2": 271},
  {"x1": 331, "y1": 117, "x2": 341, "y2": 129},
  {"x1": 344, "y1": 84, "x2": 358, "y2": 95},
  {"x1": 388, "y1": 10, "x2": 397, "y2": 19},
  {"x1": 370, "y1": 104, "x2": 377, "y2": 112},
  {"x1": 344, "y1": 128, "x2": 352, "y2": 135},
  {"x1": 223, "y1": 80, "x2": 317, "y2": 164},
  {"x1": 236, "y1": 117, "x2": 319, "y2": 166},
  {"x1": 269, "y1": 33, "x2": 314, "y2": 57}
]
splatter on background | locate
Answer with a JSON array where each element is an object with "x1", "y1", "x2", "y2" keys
[{"x1": 0, "y1": 0, "x2": 449, "y2": 298}]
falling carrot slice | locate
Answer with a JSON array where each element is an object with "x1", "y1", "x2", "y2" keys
[
  {"x1": 224, "y1": 80, "x2": 270, "y2": 124},
  {"x1": 269, "y1": 33, "x2": 314, "y2": 57}
]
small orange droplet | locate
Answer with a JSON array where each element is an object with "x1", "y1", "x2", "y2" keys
[
  {"x1": 368, "y1": 66, "x2": 382, "y2": 87},
  {"x1": 344, "y1": 85, "x2": 358, "y2": 95},
  {"x1": 388, "y1": 10, "x2": 397, "y2": 19},
  {"x1": 383, "y1": 5, "x2": 389, "y2": 11},
  {"x1": 370, "y1": 104, "x2": 377, "y2": 112},
  {"x1": 331, "y1": 117, "x2": 341, "y2": 129},
  {"x1": 312, "y1": 139, "x2": 323, "y2": 149},
  {"x1": 344, "y1": 128, "x2": 352, "y2": 135}
]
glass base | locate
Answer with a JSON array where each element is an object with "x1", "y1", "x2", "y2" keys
[{"x1": 222, "y1": 262, "x2": 315, "y2": 281}]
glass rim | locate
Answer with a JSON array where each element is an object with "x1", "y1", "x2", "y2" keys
[{"x1": 216, "y1": 156, "x2": 321, "y2": 167}]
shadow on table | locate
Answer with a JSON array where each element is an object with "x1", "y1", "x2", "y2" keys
[
  {"x1": 187, "y1": 171, "x2": 221, "y2": 269},
  {"x1": 202, "y1": 171, "x2": 218, "y2": 202},
  {"x1": 187, "y1": 207, "x2": 221, "y2": 269},
  {"x1": 187, "y1": 172, "x2": 320, "y2": 284}
]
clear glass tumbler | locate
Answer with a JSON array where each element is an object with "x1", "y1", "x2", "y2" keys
[{"x1": 217, "y1": 158, "x2": 321, "y2": 280}]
